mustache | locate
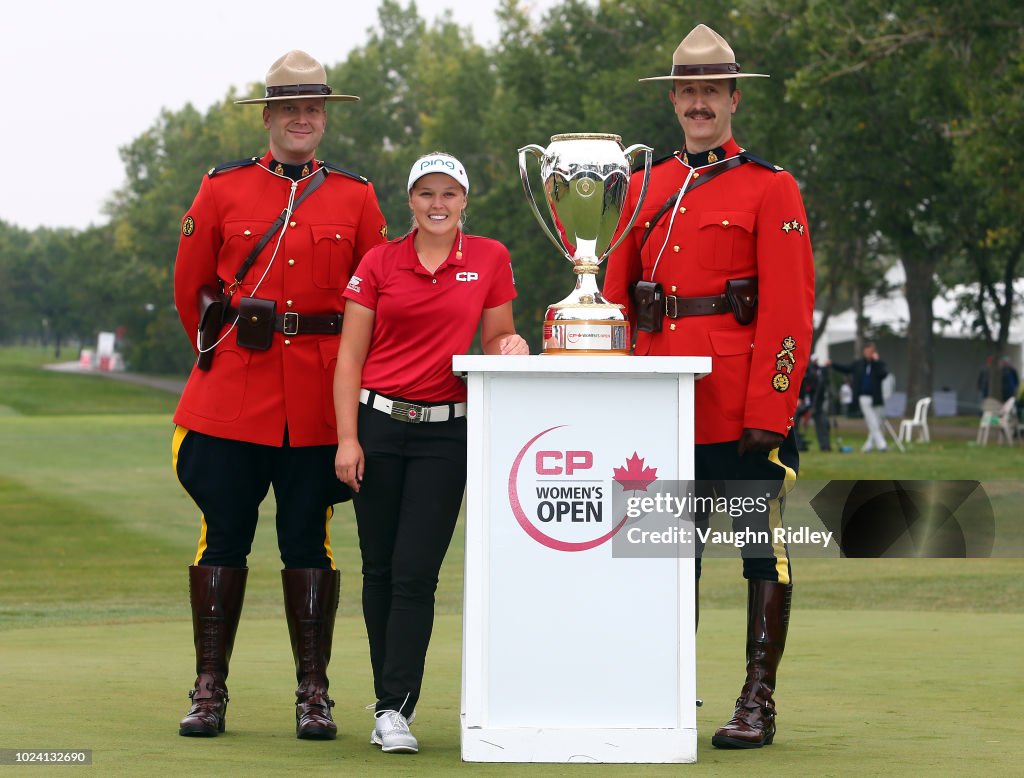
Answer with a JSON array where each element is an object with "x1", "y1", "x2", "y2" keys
[{"x1": 685, "y1": 109, "x2": 716, "y2": 120}]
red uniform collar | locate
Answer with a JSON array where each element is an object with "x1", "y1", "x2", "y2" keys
[
  {"x1": 676, "y1": 137, "x2": 743, "y2": 169},
  {"x1": 258, "y1": 151, "x2": 321, "y2": 179}
]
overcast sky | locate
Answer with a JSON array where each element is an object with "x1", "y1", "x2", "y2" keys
[{"x1": 3, "y1": 0, "x2": 562, "y2": 231}]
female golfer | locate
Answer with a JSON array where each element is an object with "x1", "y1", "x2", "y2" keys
[{"x1": 334, "y1": 152, "x2": 527, "y2": 753}]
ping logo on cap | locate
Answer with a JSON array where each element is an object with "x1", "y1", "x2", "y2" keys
[{"x1": 408, "y1": 153, "x2": 469, "y2": 193}]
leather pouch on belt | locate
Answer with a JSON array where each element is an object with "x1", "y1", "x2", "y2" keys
[
  {"x1": 633, "y1": 280, "x2": 664, "y2": 333},
  {"x1": 725, "y1": 276, "x2": 758, "y2": 326},
  {"x1": 196, "y1": 284, "x2": 228, "y2": 371},
  {"x1": 235, "y1": 296, "x2": 276, "y2": 351}
]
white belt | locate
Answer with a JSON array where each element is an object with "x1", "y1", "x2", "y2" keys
[{"x1": 359, "y1": 388, "x2": 467, "y2": 423}]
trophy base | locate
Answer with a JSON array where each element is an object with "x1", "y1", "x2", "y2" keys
[{"x1": 542, "y1": 319, "x2": 630, "y2": 354}]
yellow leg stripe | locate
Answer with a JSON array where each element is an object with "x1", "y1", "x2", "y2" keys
[
  {"x1": 171, "y1": 424, "x2": 187, "y2": 475},
  {"x1": 325, "y1": 504, "x2": 336, "y2": 571},
  {"x1": 172, "y1": 425, "x2": 209, "y2": 566},
  {"x1": 767, "y1": 446, "x2": 797, "y2": 585}
]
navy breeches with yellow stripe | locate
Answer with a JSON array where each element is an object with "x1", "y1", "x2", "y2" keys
[
  {"x1": 172, "y1": 426, "x2": 343, "y2": 569},
  {"x1": 693, "y1": 431, "x2": 799, "y2": 585}
]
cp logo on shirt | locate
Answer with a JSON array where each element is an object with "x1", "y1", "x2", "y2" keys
[{"x1": 456, "y1": 272, "x2": 479, "y2": 282}]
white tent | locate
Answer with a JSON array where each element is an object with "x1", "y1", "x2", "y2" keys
[{"x1": 815, "y1": 263, "x2": 1024, "y2": 415}]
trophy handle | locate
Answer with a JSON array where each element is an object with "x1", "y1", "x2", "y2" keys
[
  {"x1": 517, "y1": 144, "x2": 573, "y2": 261},
  {"x1": 601, "y1": 144, "x2": 653, "y2": 262}
]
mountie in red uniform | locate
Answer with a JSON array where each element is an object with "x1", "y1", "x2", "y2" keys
[
  {"x1": 173, "y1": 151, "x2": 388, "y2": 447},
  {"x1": 603, "y1": 137, "x2": 815, "y2": 444}
]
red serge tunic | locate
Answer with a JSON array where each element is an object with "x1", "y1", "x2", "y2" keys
[
  {"x1": 343, "y1": 231, "x2": 517, "y2": 403},
  {"x1": 603, "y1": 138, "x2": 815, "y2": 444},
  {"x1": 173, "y1": 152, "x2": 388, "y2": 447}
]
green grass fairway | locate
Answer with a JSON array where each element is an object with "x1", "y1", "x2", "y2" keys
[{"x1": 2, "y1": 347, "x2": 1023, "y2": 775}]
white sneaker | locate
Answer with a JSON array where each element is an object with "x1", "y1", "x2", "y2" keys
[{"x1": 371, "y1": 709, "x2": 418, "y2": 753}]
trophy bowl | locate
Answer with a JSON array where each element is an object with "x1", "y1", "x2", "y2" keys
[{"x1": 519, "y1": 133, "x2": 651, "y2": 354}]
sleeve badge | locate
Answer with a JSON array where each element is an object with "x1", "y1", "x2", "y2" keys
[
  {"x1": 772, "y1": 335, "x2": 798, "y2": 392},
  {"x1": 182, "y1": 216, "x2": 195, "y2": 237}
]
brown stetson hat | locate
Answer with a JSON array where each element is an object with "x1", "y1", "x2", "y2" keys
[
  {"x1": 639, "y1": 24, "x2": 768, "y2": 82},
  {"x1": 235, "y1": 50, "x2": 358, "y2": 104}
]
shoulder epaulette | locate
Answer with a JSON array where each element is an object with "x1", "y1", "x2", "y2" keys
[
  {"x1": 738, "y1": 150, "x2": 784, "y2": 172},
  {"x1": 631, "y1": 153, "x2": 677, "y2": 174},
  {"x1": 319, "y1": 161, "x2": 370, "y2": 184},
  {"x1": 207, "y1": 157, "x2": 260, "y2": 178}
]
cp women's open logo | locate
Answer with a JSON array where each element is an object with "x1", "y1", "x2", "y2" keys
[{"x1": 507, "y1": 425, "x2": 634, "y2": 552}]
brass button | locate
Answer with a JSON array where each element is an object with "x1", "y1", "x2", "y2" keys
[
  {"x1": 243, "y1": 229, "x2": 252, "y2": 236},
  {"x1": 669, "y1": 323, "x2": 677, "y2": 331},
  {"x1": 250, "y1": 315, "x2": 258, "y2": 323},
  {"x1": 335, "y1": 233, "x2": 341, "y2": 240},
  {"x1": 722, "y1": 219, "x2": 730, "y2": 226},
  {"x1": 693, "y1": 172, "x2": 700, "y2": 178},
  {"x1": 673, "y1": 245, "x2": 680, "y2": 252},
  {"x1": 288, "y1": 259, "x2": 295, "y2": 266},
  {"x1": 289, "y1": 221, "x2": 297, "y2": 228},
  {"x1": 432, "y1": 278, "x2": 438, "y2": 285},
  {"x1": 284, "y1": 339, "x2": 291, "y2": 346},
  {"x1": 679, "y1": 207, "x2": 686, "y2": 214},
  {"x1": 286, "y1": 300, "x2": 293, "y2": 307},
  {"x1": 644, "y1": 221, "x2": 650, "y2": 228},
  {"x1": 671, "y1": 285, "x2": 677, "y2": 293}
]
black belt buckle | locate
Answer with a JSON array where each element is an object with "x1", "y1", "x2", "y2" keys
[
  {"x1": 283, "y1": 311, "x2": 299, "y2": 336},
  {"x1": 664, "y1": 295, "x2": 679, "y2": 319},
  {"x1": 390, "y1": 400, "x2": 427, "y2": 423}
]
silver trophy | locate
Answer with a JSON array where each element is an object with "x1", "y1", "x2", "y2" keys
[{"x1": 518, "y1": 133, "x2": 652, "y2": 353}]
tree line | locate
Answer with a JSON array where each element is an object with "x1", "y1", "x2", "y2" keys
[{"x1": 1, "y1": 0, "x2": 1021, "y2": 402}]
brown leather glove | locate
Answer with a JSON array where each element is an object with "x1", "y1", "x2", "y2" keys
[{"x1": 737, "y1": 428, "x2": 785, "y2": 456}]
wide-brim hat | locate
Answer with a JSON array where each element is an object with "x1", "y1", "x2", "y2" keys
[
  {"x1": 639, "y1": 24, "x2": 768, "y2": 82},
  {"x1": 235, "y1": 49, "x2": 358, "y2": 104}
]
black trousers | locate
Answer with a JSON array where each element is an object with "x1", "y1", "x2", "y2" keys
[
  {"x1": 173, "y1": 426, "x2": 343, "y2": 569},
  {"x1": 351, "y1": 402, "x2": 467, "y2": 715},
  {"x1": 693, "y1": 430, "x2": 799, "y2": 584}
]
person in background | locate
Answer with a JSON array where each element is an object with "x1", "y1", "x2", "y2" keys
[
  {"x1": 828, "y1": 342, "x2": 888, "y2": 452},
  {"x1": 806, "y1": 356, "x2": 832, "y2": 451},
  {"x1": 334, "y1": 152, "x2": 528, "y2": 754},
  {"x1": 172, "y1": 50, "x2": 387, "y2": 740}
]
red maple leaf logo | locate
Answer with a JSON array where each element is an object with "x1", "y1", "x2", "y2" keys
[{"x1": 612, "y1": 452, "x2": 658, "y2": 492}]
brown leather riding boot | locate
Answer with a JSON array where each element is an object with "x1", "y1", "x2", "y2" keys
[
  {"x1": 711, "y1": 579, "x2": 792, "y2": 749},
  {"x1": 282, "y1": 568, "x2": 340, "y2": 739},
  {"x1": 179, "y1": 565, "x2": 248, "y2": 736}
]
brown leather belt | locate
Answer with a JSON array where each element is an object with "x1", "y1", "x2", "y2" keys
[
  {"x1": 227, "y1": 307, "x2": 342, "y2": 335},
  {"x1": 663, "y1": 293, "x2": 729, "y2": 318}
]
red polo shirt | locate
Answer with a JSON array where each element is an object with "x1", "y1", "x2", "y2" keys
[{"x1": 344, "y1": 231, "x2": 516, "y2": 402}]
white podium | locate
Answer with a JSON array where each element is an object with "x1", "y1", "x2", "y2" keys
[{"x1": 453, "y1": 355, "x2": 710, "y2": 763}]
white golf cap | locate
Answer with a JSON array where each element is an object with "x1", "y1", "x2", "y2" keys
[{"x1": 407, "y1": 153, "x2": 469, "y2": 193}]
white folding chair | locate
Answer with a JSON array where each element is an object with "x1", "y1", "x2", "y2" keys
[
  {"x1": 977, "y1": 397, "x2": 1015, "y2": 445},
  {"x1": 898, "y1": 397, "x2": 932, "y2": 444}
]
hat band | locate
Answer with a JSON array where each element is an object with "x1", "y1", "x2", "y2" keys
[
  {"x1": 670, "y1": 62, "x2": 740, "y2": 76},
  {"x1": 265, "y1": 84, "x2": 333, "y2": 98}
]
